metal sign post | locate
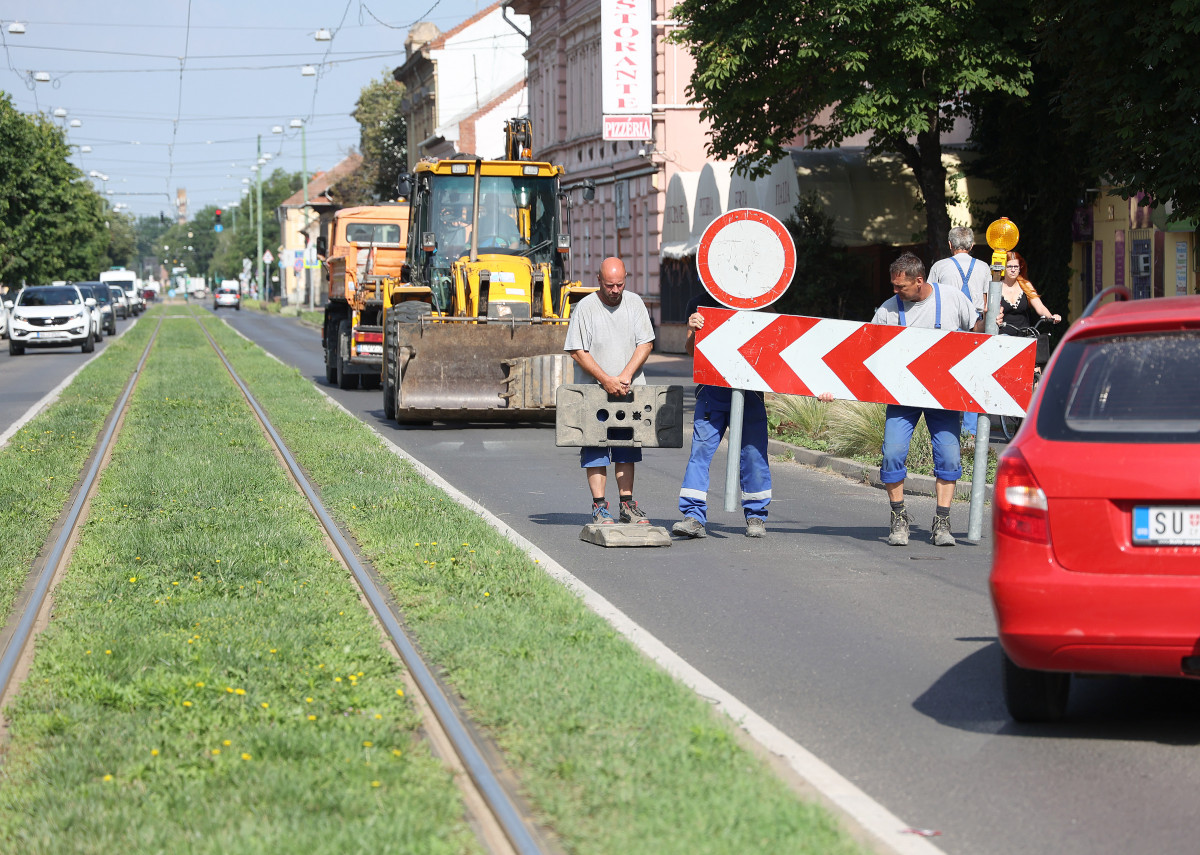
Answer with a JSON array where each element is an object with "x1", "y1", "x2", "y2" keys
[{"x1": 695, "y1": 209, "x2": 796, "y2": 512}]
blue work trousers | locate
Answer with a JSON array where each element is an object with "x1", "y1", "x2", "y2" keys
[
  {"x1": 678, "y1": 387, "x2": 772, "y2": 525},
  {"x1": 880, "y1": 405, "x2": 963, "y2": 484}
]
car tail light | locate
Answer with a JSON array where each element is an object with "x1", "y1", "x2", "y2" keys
[{"x1": 994, "y1": 450, "x2": 1050, "y2": 544}]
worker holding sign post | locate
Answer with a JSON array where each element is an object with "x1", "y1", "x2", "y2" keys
[{"x1": 673, "y1": 209, "x2": 796, "y2": 540}]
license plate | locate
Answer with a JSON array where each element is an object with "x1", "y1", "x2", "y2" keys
[
  {"x1": 34, "y1": 331, "x2": 65, "y2": 339},
  {"x1": 357, "y1": 345, "x2": 382, "y2": 355},
  {"x1": 1133, "y1": 506, "x2": 1200, "y2": 545}
]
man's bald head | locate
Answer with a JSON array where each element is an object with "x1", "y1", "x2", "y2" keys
[{"x1": 597, "y1": 257, "x2": 627, "y2": 307}]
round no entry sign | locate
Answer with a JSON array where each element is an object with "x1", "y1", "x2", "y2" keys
[{"x1": 696, "y1": 208, "x2": 796, "y2": 310}]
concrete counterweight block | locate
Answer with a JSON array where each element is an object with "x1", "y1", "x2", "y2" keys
[
  {"x1": 555, "y1": 384, "x2": 684, "y2": 448},
  {"x1": 579, "y1": 523, "x2": 672, "y2": 547}
]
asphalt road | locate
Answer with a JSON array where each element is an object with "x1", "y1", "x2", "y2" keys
[
  {"x1": 8, "y1": 306, "x2": 1200, "y2": 855},
  {"x1": 0, "y1": 311, "x2": 136, "y2": 437}
]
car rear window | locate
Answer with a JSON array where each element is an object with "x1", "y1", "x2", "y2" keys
[{"x1": 1037, "y1": 330, "x2": 1200, "y2": 443}]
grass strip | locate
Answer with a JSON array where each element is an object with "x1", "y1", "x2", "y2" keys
[
  {"x1": 0, "y1": 317, "x2": 155, "y2": 624},
  {"x1": 205, "y1": 315, "x2": 868, "y2": 853},
  {"x1": 0, "y1": 318, "x2": 477, "y2": 854}
]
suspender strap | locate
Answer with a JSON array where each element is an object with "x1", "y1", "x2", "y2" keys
[
  {"x1": 897, "y1": 284, "x2": 942, "y2": 328},
  {"x1": 951, "y1": 256, "x2": 976, "y2": 302}
]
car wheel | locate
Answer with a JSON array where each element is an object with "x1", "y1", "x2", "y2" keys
[
  {"x1": 95, "y1": 323, "x2": 103, "y2": 341},
  {"x1": 81, "y1": 330, "x2": 95, "y2": 353},
  {"x1": 10, "y1": 338, "x2": 24, "y2": 355},
  {"x1": 336, "y1": 321, "x2": 358, "y2": 390},
  {"x1": 235, "y1": 304, "x2": 241, "y2": 311},
  {"x1": 1002, "y1": 652, "x2": 1069, "y2": 722}
]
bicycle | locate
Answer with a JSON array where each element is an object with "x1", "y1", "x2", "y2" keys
[{"x1": 998, "y1": 317, "x2": 1056, "y2": 441}]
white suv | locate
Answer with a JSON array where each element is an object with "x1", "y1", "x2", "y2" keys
[{"x1": 6, "y1": 284, "x2": 98, "y2": 354}]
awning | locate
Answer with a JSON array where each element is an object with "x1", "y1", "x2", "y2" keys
[{"x1": 661, "y1": 171, "x2": 700, "y2": 260}]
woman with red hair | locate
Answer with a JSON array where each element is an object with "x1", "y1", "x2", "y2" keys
[{"x1": 999, "y1": 251, "x2": 1061, "y2": 333}]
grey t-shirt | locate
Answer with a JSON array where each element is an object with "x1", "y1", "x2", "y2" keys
[
  {"x1": 563, "y1": 291, "x2": 655, "y2": 385},
  {"x1": 928, "y1": 253, "x2": 990, "y2": 318},
  {"x1": 871, "y1": 283, "x2": 976, "y2": 332}
]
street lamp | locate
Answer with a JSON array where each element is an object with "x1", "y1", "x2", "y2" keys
[
  {"x1": 7, "y1": 21, "x2": 27, "y2": 34},
  {"x1": 301, "y1": 65, "x2": 316, "y2": 77},
  {"x1": 291, "y1": 117, "x2": 314, "y2": 309}
]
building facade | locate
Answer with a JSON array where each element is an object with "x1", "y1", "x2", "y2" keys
[{"x1": 393, "y1": 4, "x2": 532, "y2": 169}]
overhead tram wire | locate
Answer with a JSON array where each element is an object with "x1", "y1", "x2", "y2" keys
[{"x1": 166, "y1": 0, "x2": 195, "y2": 207}]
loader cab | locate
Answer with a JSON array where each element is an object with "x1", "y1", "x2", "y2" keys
[{"x1": 408, "y1": 162, "x2": 569, "y2": 313}]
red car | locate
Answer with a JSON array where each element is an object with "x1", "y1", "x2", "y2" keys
[{"x1": 990, "y1": 287, "x2": 1200, "y2": 721}]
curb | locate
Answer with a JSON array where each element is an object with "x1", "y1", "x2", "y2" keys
[{"x1": 768, "y1": 438, "x2": 994, "y2": 503}]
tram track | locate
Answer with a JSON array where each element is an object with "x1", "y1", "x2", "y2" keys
[{"x1": 0, "y1": 310, "x2": 555, "y2": 855}]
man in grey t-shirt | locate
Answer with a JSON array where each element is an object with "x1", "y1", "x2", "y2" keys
[
  {"x1": 871, "y1": 252, "x2": 975, "y2": 548},
  {"x1": 563, "y1": 257, "x2": 655, "y2": 525}
]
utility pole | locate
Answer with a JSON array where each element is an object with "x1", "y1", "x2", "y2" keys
[
  {"x1": 255, "y1": 134, "x2": 264, "y2": 301},
  {"x1": 299, "y1": 120, "x2": 313, "y2": 311}
]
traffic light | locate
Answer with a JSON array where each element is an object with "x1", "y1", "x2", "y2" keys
[{"x1": 214, "y1": 208, "x2": 223, "y2": 233}]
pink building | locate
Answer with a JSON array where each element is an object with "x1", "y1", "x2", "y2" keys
[{"x1": 509, "y1": 0, "x2": 715, "y2": 350}]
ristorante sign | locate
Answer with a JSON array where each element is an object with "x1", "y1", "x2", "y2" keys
[{"x1": 601, "y1": 0, "x2": 651, "y2": 117}]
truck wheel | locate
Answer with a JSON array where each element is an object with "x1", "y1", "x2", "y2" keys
[
  {"x1": 392, "y1": 301, "x2": 432, "y2": 323},
  {"x1": 336, "y1": 321, "x2": 358, "y2": 390},
  {"x1": 324, "y1": 327, "x2": 337, "y2": 384}
]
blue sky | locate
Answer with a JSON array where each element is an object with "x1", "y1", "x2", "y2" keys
[{"x1": 0, "y1": 0, "x2": 489, "y2": 219}]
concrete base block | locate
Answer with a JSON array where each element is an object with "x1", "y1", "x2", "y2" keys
[{"x1": 579, "y1": 523, "x2": 672, "y2": 547}]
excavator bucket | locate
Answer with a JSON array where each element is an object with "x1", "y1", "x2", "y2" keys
[{"x1": 392, "y1": 319, "x2": 571, "y2": 422}]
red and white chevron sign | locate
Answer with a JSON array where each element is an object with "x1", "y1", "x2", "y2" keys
[{"x1": 693, "y1": 307, "x2": 1036, "y2": 416}]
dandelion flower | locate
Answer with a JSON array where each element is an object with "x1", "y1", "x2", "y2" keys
[
  {"x1": 105, "y1": 650, "x2": 112, "y2": 655},
  {"x1": 241, "y1": 753, "x2": 252, "y2": 761},
  {"x1": 392, "y1": 749, "x2": 402, "y2": 757},
  {"x1": 395, "y1": 689, "x2": 404, "y2": 697},
  {"x1": 308, "y1": 715, "x2": 317, "y2": 721},
  {"x1": 261, "y1": 702, "x2": 269, "y2": 709},
  {"x1": 235, "y1": 688, "x2": 246, "y2": 696},
  {"x1": 371, "y1": 781, "x2": 381, "y2": 788},
  {"x1": 363, "y1": 741, "x2": 373, "y2": 748},
  {"x1": 103, "y1": 774, "x2": 113, "y2": 782},
  {"x1": 150, "y1": 749, "x2": 159, "y2": 757},
  {"x1": 195, "y1": 682, "x2": 205, "y2": 688},
  {"x1": 223, "y1": 740, "x2": 231, "y2": 746},
  {"x1": 129, "y1": 576, "x2": 138, "y2": 583},
  {"x1": 183, "y1": 701, "x2": 193, "y2": 707},
  {"x1": 305, "y1": 697, "x2": 313, "y2": 703}
]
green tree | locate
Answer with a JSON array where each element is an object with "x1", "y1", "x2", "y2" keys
[
  {"x1": 210, "y1": 168, "x2": 302, "y2": 283},
  {"x1": 774, "y1": 194, "x2": 873, "y2": 321},
  {"x1": 0, "y1": 91, "x2": 107, "y2": 285},
  {"x1": 334, "y1": 71, "x2": 407, "y2": 205},
  {"x1": 966, "y1": 57, "x2": 1090, "y2": 333},
  {"x1": 670, "y1": 0, "x2": 1034, "y2": 261},
  {"x1": 1038, "y1": 0, "x2": 1200, "y2": 222},
  {"x1": 102, "y1": 210, "x2": 138, "y2": 271}
]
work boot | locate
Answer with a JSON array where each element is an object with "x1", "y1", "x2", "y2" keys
[
  {"x1": 745, "y1": 517, "x2": 766, "y2": 538},
  {"x1": 591, "y1": 501, "x2": 615, "y2": 525},
  {"x1": 619, "y1": 499, "x2": 650, "y2": 524},
  {"x1": 672, "y1": 516, "x2": 706, "y2": 538},
  {"x1": 887, "y1": 509, "x2": 911, "y2": 546},
  {"x1": 930, "y1": 514, "x2": 956, "y2": 546}
]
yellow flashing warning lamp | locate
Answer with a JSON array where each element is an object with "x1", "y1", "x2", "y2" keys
[{"x1": 986, "y1": 217, "x2": 1019, "y2": 279}]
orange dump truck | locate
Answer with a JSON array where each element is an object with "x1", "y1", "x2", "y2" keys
[{"x1": 320, "y1": 203, "x2": 410, "y2": 389}]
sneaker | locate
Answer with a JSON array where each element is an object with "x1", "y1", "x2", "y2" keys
[
  {"x1": 887, "y1": 509, "x2": 911, "y2": 546},
  {"x1": 671, "y1": 516, "x2": 707, "y2": 538},
  {"x1": 591, "y1": 501, "x2": 615, "y2": 525},
  {"x1": 619, "y1": 499, "x2": 650, "y2": 524},
  {"x1": 930, "y1": 514, "x2": 956, "y2": 547},
  {"x1": 745, "y1": 517, "x2": 766, "y2": 538}
]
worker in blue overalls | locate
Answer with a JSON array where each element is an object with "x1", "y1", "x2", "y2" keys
[
  {"x1": 868, "y1": 252, "x2": 977, "y2": 547},
  {"x1": 927, "y1": 226, "x2": 989, "y2": 437},
  {"x1": 672, "y1": 292, "x2": 772, "y2": 539}
]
